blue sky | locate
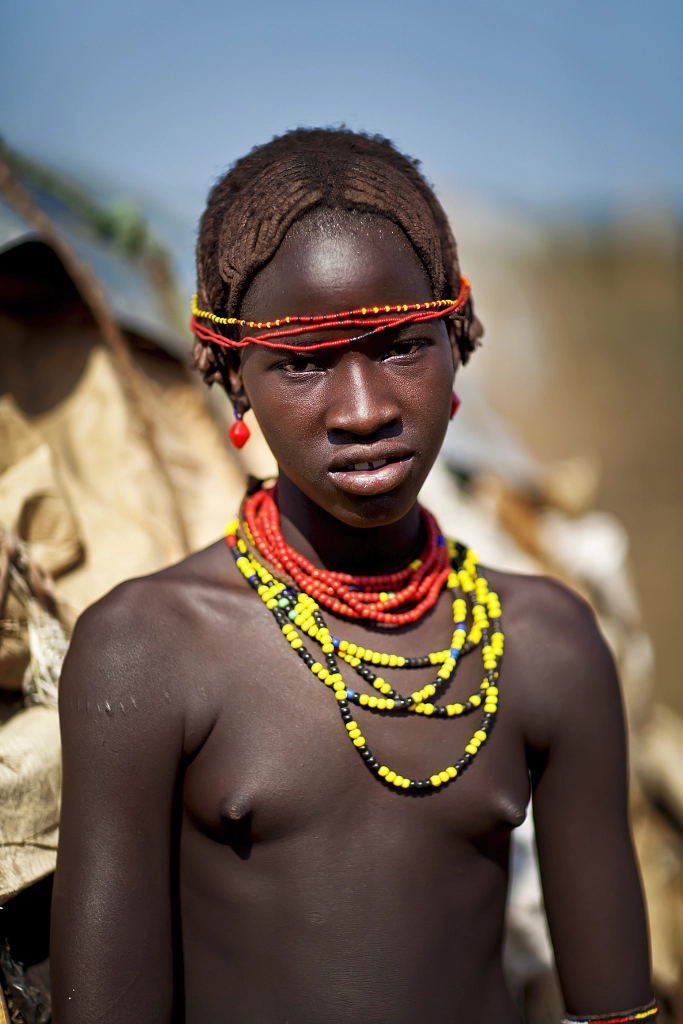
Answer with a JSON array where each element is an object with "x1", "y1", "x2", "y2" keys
[{"x1": 2, "y1": 0, "x2": 682, "y2": 223}]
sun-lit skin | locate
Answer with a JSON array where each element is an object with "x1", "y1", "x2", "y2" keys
[
  {"x1": 227, "y1": 211, "x2": 457, "y2": 573},
  {"x1": 51, "y1": 208, "x2": 653, "y2": 1024}
]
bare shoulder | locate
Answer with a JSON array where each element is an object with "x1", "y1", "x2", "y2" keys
[
  {"x1": 59, "y1": 539, "x2": 245, "y2": 741},
  {"x1": 487, "y1": 567, "x2": 599, "y2": 645},
  {"x1": 482, "y1": 567, "x2": 622, "y2": 749}
]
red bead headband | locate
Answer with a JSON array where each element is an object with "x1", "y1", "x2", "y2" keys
[{"x1": 190, "y1": 276, "x2": 471, "y2": 353}]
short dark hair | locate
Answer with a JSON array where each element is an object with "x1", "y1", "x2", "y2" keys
[{"x1": 195, "y1": 127, "x2": 477, "y2": 365}]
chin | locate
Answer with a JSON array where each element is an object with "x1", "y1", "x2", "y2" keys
[{"x1": 314, "y1": 475, "x2": 424, "y2": 529}]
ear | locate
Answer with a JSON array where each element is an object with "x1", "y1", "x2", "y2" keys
[
  {"x1": 446, "y1": 322, "x2": 462, "y2": 375},
  {"x1": 448, "y1": 306, "x2": 484, "y2": 367},
  {"x1": 225, "y1": 351, "x2": 251, "y2": 418},
  {"x1": 190, "y1": 340, "x2": 252, "y2": 416},
  {"x1": 190, "y1": 339, "x2": 224, "y2": 386}
]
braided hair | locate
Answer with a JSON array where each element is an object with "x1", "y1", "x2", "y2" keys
[{"x1": 193, "y1": 128, "x2": 479, "y2": 385}]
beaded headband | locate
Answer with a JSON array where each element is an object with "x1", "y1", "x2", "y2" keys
[{"x1": 190, "y1": 276, "x2": 471, "y2": 353}]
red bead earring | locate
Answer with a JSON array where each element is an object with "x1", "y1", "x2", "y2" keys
[
  {"x1": 228, "y1": 408, "x2": 250, "y2": 449},
  {"x1": 450, "y1": 391, "x2": 461, "y2": 419}
]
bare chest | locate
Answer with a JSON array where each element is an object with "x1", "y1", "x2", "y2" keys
[{"x1": 181, "y1": 587, "x2": 530, "y2": 853}]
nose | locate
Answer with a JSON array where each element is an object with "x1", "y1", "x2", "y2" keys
[{"x1": 325, "y1": 355, "x2": 401, "y2": 442}]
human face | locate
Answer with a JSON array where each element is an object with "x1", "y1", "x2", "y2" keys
[{"x1": 234, "y1": 211, "x2": 457, "y2": 529}]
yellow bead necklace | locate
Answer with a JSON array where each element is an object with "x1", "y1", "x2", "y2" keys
[{"x1": 226, "y1": 521, "x2": 504, "y2": 792}]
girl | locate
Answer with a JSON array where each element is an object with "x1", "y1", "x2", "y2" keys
[{"x1": 52, "y1": 129, "x2": 655, "y2": 1024}]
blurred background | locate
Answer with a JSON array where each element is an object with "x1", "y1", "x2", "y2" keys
[{"x1": 0, "y1": 1, "x2": 681, "y2": 1021}]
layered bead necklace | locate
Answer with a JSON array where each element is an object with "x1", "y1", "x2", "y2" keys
[
  {"x1": 226, "y1": 488, "x2": 504, "y2": 793},
  {"x1": 243, "y1": 488, "x2": 452, "y2": 625}
]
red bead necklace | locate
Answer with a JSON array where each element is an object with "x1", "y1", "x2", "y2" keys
[{"x1": 243, "y1": 488, "x2": 451, "y2": 625}]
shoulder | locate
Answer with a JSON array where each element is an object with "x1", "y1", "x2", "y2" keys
[
  {"x1": 483, "y1": 568, "x2": 622, "y2": 748},
  {"x1": 486, "y1": 567, "x2": 604, "y2": 658},
  {"x1": 65, "y1": 540, "x2": 222, "y2": 665},
  {"x1": 59, "y1": 539, "x2": 243, "y2": 734},
  {"x1": 490, "y1": 569, "x2": 598, "y2": 643}
]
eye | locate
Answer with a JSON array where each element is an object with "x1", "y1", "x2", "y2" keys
[
  {"x1": 280, "y1": 355, "x2": 324, "y2": 374},
  {"x1": 384, "y1": 338, "x2": 427, "y2": 358}
]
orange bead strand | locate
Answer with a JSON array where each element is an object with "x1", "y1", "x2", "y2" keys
[{"x1": 243, "y1": 488, "x2": 451, "y2": 625}]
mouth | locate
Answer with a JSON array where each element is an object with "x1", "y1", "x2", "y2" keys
[{"x1": 328, "y1": 454, "x2": 414, "y2": 496}]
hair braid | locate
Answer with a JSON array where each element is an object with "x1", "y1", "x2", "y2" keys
[{"x1": 195, "y1": 128, "x2": 479, "y2": 370}]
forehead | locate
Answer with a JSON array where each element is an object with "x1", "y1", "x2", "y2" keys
[{"x1": 239, "y1": 210, "x2": 433, "y2": 322}]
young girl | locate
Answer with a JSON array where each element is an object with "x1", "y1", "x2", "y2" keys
[{"x1": 52, "y1": 129, "x2": 655, "y2": 1024}]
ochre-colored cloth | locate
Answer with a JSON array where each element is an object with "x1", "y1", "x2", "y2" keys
[
  {"x1": 0, "y1": 406, "x2": 82, "y2": 581},
  {"x1": 0, "y1": 343, "x2": 247, "y2": 900},
  {"x1": 30, "y1": 345, "x2": 246, "y2": 611},
  {"x1": 0, "y1": 401, "x2": 81, "y2": 691},
  {"x1": 0, "y1": 707, "x2": 60, "y2": 904}
]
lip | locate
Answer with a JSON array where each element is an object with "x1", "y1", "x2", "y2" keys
[{"x1": 328, "y1": 455, "x2": 414, "y2": 496}]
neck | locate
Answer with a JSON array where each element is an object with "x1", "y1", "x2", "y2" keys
[{"x1": 275, "y1": 472, "x2": 424, "y2": 576}]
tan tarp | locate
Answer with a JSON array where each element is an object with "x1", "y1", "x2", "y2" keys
[
  {"x1": 0, "y1": 707, "x2": 60, "y2": 905},
  {"x1": 0, "y1": 414, "x2": 82, "y2": 580},
  {"x1": 0, "y1": 343, "x2": 248, "y2": 900},
  {"x1": 30, "y1": 345, "x2": 246, "y2": 610}
]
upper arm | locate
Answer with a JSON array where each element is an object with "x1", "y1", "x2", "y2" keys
[
  {"x1": 51, "y1": 582, "x2": 187, "y2": 1024},
  {"x1": 520, "y1": 580, "x2": 652, "y2": 1016}
]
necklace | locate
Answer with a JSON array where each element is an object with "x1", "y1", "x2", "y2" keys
[
  {"x1": 225, "y1": 491, "x2": 504, "y2": 792},
  {"x1": 243, "y1": 488, "x2": 451, "y2": 624}
]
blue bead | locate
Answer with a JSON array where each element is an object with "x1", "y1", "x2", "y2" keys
[
  {"x1": 331, "y1": 637, "x2": 340, "y2": 647},
  {"x1": 450, "y1": 648, "x2": 460, "y2": 659},
  {"x1": 437, "y1": 534, "x2": 445, "y2": 546},
  {"x1": 455, "y1": 621, "x2": 466, "y2": 629},
  {"x1": 248, "y1": 575, "x2": 259, "y2": 583},
  {"x1": 346, "y1": 689, "x2": 355, "y2": 699}
]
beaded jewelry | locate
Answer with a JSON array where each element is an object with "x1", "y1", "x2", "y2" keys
[
  {"x1": 228, "y1": 407, "x2": 250, "y2": 449},
  {"x1": 561, "y1": 1000, "x2": 658, "y2": 1023},
  {"x1": 225, "y1": 488, "x2": 504, "y2": 793},
  {"x1": 190, "y1": 277, "x2": 471, "y2": 353},
  {"x1": 243, "y1": 488, "x2": 451, "y2": 624}
]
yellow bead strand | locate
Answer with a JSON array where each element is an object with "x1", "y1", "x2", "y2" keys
[{"x1": 226, "y1": 522, "x2": 503, "y2": 792}]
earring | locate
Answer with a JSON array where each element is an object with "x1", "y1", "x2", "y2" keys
[
  {"x1": 228, "y1": 407, "x2": 251, "y2": 449},
  {"x1": 450, "y1": 391, "x2": 461, "y2": 419}
]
